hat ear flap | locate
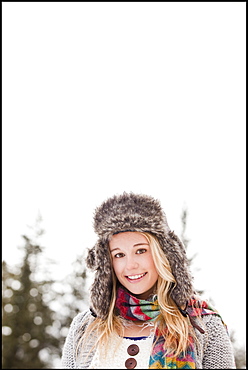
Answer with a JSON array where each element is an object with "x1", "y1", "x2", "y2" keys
[
  {"x1": 88, "y1": 240, "x2": 113, "y2": 318},
  {"x1": 159, "y1": 231, "x2": 194, "y2": 307},
  {"x1": 168, "y1": 231, "x2": 188, "y2": 254},
  {"x1": 86, "y1": 245, "x2": 97, "y2": 270}
]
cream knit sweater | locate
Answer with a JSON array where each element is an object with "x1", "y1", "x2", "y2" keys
[{"x1": 61, "y1": 310, "x2": 236, "y2": 369}]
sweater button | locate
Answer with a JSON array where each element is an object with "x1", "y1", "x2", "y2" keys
[
  {"x1": 127, "y1": 344, "x2": 139, "y2": 356},
  {"x1": 125, "y1": 358, "x2": 137, "y2": 369}
]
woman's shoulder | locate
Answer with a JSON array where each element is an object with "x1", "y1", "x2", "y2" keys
[
  {"x1": 188, "y1": 297, "x2": 229, "y2": 335},
  {"x1": 195, "y1": 311, "x2": 230, "y2": 343},
  {"x1": 69, "y1": 309, "x2": 95, "y2": 333},
  {"x1": 72, "y1": 309, "x2": 92, "y2": 321},
  {"x1": 202, "y1": 312, "x2": 228, "y2": 332},
  {"x1": 200, "y1": 312, "x2": 225, "y2": 327}
]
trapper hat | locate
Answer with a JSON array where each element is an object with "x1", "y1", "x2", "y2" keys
[{"x1": 86, "y1": 192, "x2": 195, "y2": 319}]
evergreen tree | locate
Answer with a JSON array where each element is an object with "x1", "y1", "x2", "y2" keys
[
  {"x1": 51, "y1": 254, "x2": 89, "y2": 355},
  {"x1": 2, "y1": 218, "x2": 60, "y2": 369}
]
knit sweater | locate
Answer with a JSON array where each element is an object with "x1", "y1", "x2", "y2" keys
[
  {"x1": 89, "y1": 335, "x2": 154, "y2": 369},
  {"x1": 61, "y1": 310, "x2": 236, "y2": 369}
]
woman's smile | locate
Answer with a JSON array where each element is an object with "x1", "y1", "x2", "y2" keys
[{"x1": 125, "y1": 272, "x2": 148, "y2": 282}]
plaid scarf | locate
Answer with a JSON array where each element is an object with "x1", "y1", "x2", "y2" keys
[{"x1": 115, "y1": 286, "x2": 223, "y2": 369}]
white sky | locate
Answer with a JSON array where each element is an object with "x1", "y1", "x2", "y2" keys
[{"x1": 2, "y1": 2, "x2": 246, "y2": 347}]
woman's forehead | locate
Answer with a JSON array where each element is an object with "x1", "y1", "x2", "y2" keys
[{"x1": 109, "y1": 231, "x2": 148, "y2": 247}]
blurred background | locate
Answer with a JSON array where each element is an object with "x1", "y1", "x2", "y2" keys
[{"x1": 2, "y1": 2, "x2": 246, "y2": 368}]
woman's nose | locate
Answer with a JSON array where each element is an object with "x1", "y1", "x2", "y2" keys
[{"x1": 125, "y1": 257, "x2": 139, "y2": 270}]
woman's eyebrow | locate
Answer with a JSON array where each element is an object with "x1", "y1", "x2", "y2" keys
[
  {"x1": 110, "y1": 247, "x2": 120, "y2": 253},
  {"x1": 110, "y1": 243, "x2": 149, "y2": 253}
]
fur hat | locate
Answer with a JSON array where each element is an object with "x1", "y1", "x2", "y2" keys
[{"x1": 86, "y1": 192, "x2": 195, "y2": 318}]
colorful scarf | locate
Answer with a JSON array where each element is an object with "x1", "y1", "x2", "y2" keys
[{"x1": 115, "y1": 286, "x2": 224, "y2": 369}]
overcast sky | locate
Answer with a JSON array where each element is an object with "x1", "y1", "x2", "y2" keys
[{"x1": 2, "y1": 2, "x2": 246, "y2": 347}]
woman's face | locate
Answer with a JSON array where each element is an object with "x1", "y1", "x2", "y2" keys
[{"x1": 109, "y1": 232, "x2": 158, "y2": 299}]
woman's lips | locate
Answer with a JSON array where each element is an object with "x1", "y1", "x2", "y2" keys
[{"x1": 125, "y1": 272, "x2": 147, "y2": 282}]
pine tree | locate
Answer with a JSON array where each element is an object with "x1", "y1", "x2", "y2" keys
[
  {"x1": 2, "y1": 218, "x2": 60, "y2": 369},
  {"x1": 52, "y1": 254, "x2": 89, "y2": 352}
]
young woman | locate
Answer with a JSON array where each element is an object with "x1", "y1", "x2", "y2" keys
[{"x1": 62, "y1": 192, "x2": 236, "y2": 369}]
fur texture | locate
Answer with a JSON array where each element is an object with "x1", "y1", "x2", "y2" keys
[{"x1": 86, "y1": 192, "x2": 195, "y2": 318}]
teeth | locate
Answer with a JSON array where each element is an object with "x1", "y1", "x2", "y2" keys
[{"x1": 127, "y1": 273, "x2": 146, "y2": 280}]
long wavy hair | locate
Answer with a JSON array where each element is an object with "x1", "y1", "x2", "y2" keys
[{"x1": 78, "y1": 232, "x2": 201, "y2": 360}]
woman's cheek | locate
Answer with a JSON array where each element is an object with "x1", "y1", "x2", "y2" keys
[{"x1": 112, "y1": 259, "x2": 121, "y2": 274}]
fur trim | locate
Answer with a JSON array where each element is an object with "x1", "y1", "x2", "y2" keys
[{"x1": 87, "y1": 192, "x2": 194, "y2": 318}]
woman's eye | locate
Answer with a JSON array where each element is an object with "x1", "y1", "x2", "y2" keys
[
  {"x1": 114, "y1": 253, "x2": 125, "y2": 258},
  {"x1": 136, "y1": 249, "x2": 147, "y2": 254}
]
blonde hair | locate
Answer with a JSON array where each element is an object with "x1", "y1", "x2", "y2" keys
[
  {"x1": 140, "y1": 232, "x2": 198, "y2": 357},
  {"x1": 78, "y1": 232, "x2": 199, "y2": 360}
]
